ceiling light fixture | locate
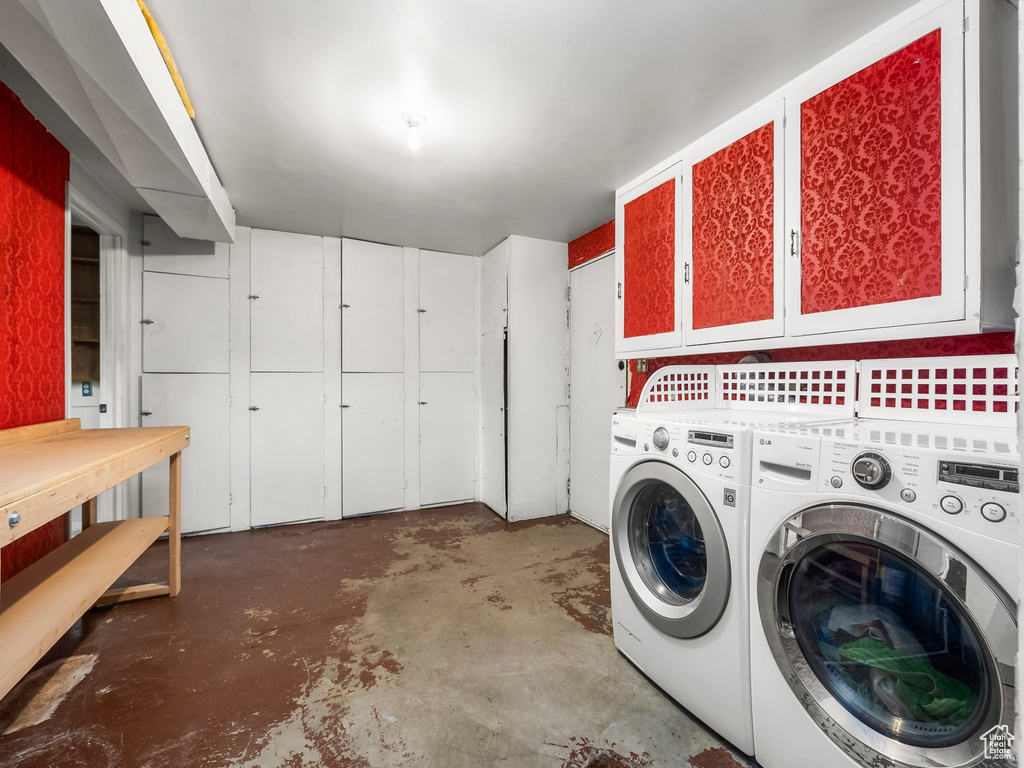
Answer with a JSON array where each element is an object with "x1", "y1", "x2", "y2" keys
[{"x1": 402, "y1": 112, "x2": 426, "y2": 152}]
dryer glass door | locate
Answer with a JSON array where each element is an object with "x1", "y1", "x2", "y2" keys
[
  {"x1": 757, "y1": 504, "x2": 1016, "y2": 768},
  {"x1": 612, "y1": 461, "x2": 730, "y2": 639}
]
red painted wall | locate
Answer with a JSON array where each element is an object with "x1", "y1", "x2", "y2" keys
[
  {"x1": 565, "y1": 218, "x2": 1014, "y2": 408},
  {"x1": 0, "y1": 81, "x2": 70, "y2": 582},
  {"x1": 568, "y1": 218, "x2": 614, "y2": 268}
]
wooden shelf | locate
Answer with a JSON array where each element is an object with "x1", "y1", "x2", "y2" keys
[{"x1": 0, "y1": 518, "x2": 169, "y2": 700}]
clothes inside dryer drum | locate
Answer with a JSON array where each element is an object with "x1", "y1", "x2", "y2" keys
[
  {"x1": 787, "y1": 541, "x2": 989, "y2": 749},
  {"x1": 628, "y1": 483, "x2": 707, "y2": 605}
]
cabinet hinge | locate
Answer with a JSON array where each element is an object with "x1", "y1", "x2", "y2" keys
[
  {"x1": 962, "y1": 15, "x2": 968, "y2": 33},
  {"x1": 229, "y1": 493, "x2": 233, "y2": 505},
  {"x1": 566, "y1": 286, "x2": 570, "y2": 301},
  {"x1": 323, "y1": 486, "x2": 327, "y2": 498},
  {"x1": 963, "y1": 274, "x2": 969, "y2": 290}
]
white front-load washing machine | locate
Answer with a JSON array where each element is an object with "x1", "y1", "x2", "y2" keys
[
  {"x1": 749, "y1": 356, "x2": 1019, "y2": 768},
  {"x1": 609, "y1": 362, "x2": 856, "y2": 756}
]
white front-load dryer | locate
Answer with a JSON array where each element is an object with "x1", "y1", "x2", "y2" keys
[
  {"x1": 608, "y1": 390, "x2": 853, "y2": 757},
  {"x1": 749, "y1": 417, "x2": 1018, "y2": 768}
]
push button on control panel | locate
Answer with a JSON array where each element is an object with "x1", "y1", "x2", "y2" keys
[
  {"x1": 702, "y1": 453, "x2": 713, "y2": 466},
  {"x1": 686, "y1": 451, "x2": 696, "y2": 463},
  {"x1": 900, "y1": 489, "x2": 917, "y2": 503},
  {"x1": 719, "y1": 456, "x2": 730, "y2": 469},
  {"x1": 940, "y1": 495, "x2": 963, "y2": 515},
  {"x1": 980, "y1": 502, "x2": 1007, "y2": 523},
  {"x1": 830, "y1": 476, "x2": 843, "y2": 489}
]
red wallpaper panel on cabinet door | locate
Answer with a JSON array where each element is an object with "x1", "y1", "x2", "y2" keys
[
  {"x1": 568, "y1": 219, "x2": 614, "y2": 269},
  {"x1": 692, "y1": 122, "x2": 775, "y2": 329},
  {"x1": 801, "y1": 29, "x2": 942, "y2": 315},
  {"x1": 623, "y1": 180, "x2": 675, "y2": 338},
  {"x1": 0, "y1": 81, "x2": 69, "y2": 582}
]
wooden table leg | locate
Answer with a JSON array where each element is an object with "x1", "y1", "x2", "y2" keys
[
  {"x1": 169, "y1": 451, "x2": 181, "y2": 597},
  {"x1": 82, "y1": 497, "x2": 97, "y2": 531}
]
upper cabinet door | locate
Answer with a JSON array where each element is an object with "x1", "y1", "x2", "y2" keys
[
  {"x1": 420, "y1": 250, "x2": 476, "y2": 373},
  {"x1": 250, "y1": 229, "x2": 325, "y2": 372},
  {"x1": 682, "y1": 102, "x2": 785, "y2": 346},
  {"x1": 786, "y1": 4, "x2": 965, "y2": 337},
  {"x1": 143, "y1": 215, "x2": 229, "y2": 278},
  {"x1": 341, "y1": 238, "x2": 405, "y2": 373},
  {"x1": 615, "y1": 162, "x2": 683, "y2": 355}
]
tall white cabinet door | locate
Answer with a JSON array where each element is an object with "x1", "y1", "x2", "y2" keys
[
  {"x1": 141, "y1": 373, "x2": 230, "y2": 534},
  {"x1": 143, "y1": 215, "x2": 229, "y2": 278},
  {"x1": 341, "y1": 239, "x2": 404, "y2": 372},
  {"x1": 419, "y1": 373, "x2": 475, "y2": 506},
  {"x1": 419, "y1": 251, "x2": 476, "y2": 372},
  {"x1": 479, "y1": 239, "x2": 508, "y2": 518},
  {"x1": 250, "y1": 373, "x2": 325, "y2": 526},
  {"x1": 143, "y1": 272, "x2": 229, "y2": 373},
  {"x1": 250, "y1": 229, "x2": 324, "y2": 372},
  {"x1": 342, "y1": 373, "x2": 404, "y2": 515}
]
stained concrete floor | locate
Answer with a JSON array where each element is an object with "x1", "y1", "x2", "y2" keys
[{"x1": 0, "y1": 503, "x2": 756, "y2": 768}]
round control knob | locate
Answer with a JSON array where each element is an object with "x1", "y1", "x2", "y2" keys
[
  {"x1": 940, "y1": 495, "x2": 963, "y2": 515},
  {"x1": 719, "y1": 456, "x2": 730, "y2": 469},
  {"x1": 851, "y1": 452, "x2": 892, "y2": 490},
  {"x1": 830, "y1": 476, "x2": 843, "y2": 488},
  {"x1": 980, "y1": 502, "x2": 1006, "y2": 523},
  {"x1": 653, "y1": 427, "x2": 670, "y2": 452},
  {"x1": 686, "y1": 451, "x2": 697, "y2": 463},
  {"x1": 702, "y1": 453, "x2": 713, "y2": 465}
]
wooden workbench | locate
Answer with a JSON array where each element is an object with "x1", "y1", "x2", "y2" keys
[{"x1": 0, "y1": 418, "x2": 189, "y2": 701}]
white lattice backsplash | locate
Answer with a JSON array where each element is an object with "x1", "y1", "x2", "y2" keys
[
  {"x1": 635, "y1": 366, "x2": 717, "y2": 413},
  {"x1": 715, "y1": 361, "x2": 857, "y2": 416}
]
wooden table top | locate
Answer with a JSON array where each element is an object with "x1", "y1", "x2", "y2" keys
[{"x1": 0, "y1": 426, "x2": 190, "y2": 508}]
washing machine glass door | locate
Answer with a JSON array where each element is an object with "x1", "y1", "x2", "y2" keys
[
  {"x1": 612, "y1": 461, "x2": 729, "y2": 639},
  {"x1": 757, "y1": 504, "x2": 1016, "y2": 768}
]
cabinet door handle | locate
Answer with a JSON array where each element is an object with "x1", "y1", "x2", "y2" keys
[
  {"x1": 342, "y1": 304, "x2": 351, "y2": 308},
  {"x1": 140, "y1": 411, "x2": 152, "y2": 417},
  {"x1": 341, "y1": 404, "x2": 350, "y2": 408},
  {"x1": 140, "y1": 319, "x2": 153, "y2": 325},
  {"x1": 417, "y1": 308, "x2": 427, "y2": 313},
  {"x1": 790, "y1": 229, "x2": 799, "y2": 258},
  {"x1": 247, "y1": 294, "x2": 260, "y2": 300},
  {"x1": 617, "y1": 281, "x2": 622, "y2": 300},
  {"x1": 419, "y1": 401, "x2": 428, "y2": 406},
  {"x1": 248, "y1": 406, "x2": 259, "y2": 411},
  {"x1": 684, "y1": 263, "x2": 690, "y2": 284}
]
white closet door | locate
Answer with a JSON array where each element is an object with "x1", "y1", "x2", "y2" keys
[
  {"x1": 342, "y1": 373, "x2": 404, "y2": 515},
  {"x1": 143, "y1": 215, "x2": 229, "y2": 278},
  {"x1": 250, "y1": 373, "x2": 325, "y2": 526},
  {"x1": 341, "y1": 239, "x2": 404, "y2": 372},
  {"x1": 420, "y1": 250, "x2": 476, "y2": 372},
  {"x1": 141, "y1": 373, "x2": 230, "y2": 534},
  {"x1": 143, "y1": 272, "x2": 229, "y2": 373},
  {"x1": 479, "y1": 328, "x2": 505, "y2": 517},
  {"x1": 420, "y1": 372, "x2": 475, "y2": 506},
  {"x1": 250, "y1": 229, "x2": 324, "y2": 373}
]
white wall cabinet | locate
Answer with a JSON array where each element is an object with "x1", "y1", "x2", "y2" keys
[
  {"x1": 250, "y1": 372, "x2": 325, "y2": 527},
  {"x1": 250, "y1": 229, "x2": 324, "y2": 373},
  {"x1": 143, "y1": 215, "x2": 229, "y2": 278},
  {"x1": 342, "y1": 372, "x2": 405, "y2": 516},
  {"x1": 342, "y1": 239, "x2": 404, "y2": 373},
  {"x1": 480, "y1": 236, "x2": 568, "y2": 522},
  {"x1": 419, "y1": 372, "x2": 475, "y2": 506},
  {"x1": 141, "y1": 373, "x2": 230, "y2": 534},
  {"x1": 420, "y1": 250, "x2": 476, "y2": 372},
  {"x1": 142, "y1": 272, "x2": 229, "y2": 373}
]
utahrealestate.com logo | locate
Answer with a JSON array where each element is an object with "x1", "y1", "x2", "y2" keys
[{"x1": 981, "y1": 724, "x2": 1014, "y2": 760}]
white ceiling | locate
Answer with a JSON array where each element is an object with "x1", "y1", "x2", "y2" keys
[{"x1": 148, "y1": 0, "x2": 919, "y2": 255}]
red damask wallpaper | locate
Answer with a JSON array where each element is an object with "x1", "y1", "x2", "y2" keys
[
  {"x1": 801, "y1": 29, "x2": 942, "y2": 315},
  {"x1": 692, "y1": 122, "x2": 775, "y2": 330},
  {"x1": 568, "y1": 219, "x2": 614, "y2": 269},
  {"x1": 626, "y1": 332, "x2": 1015, "y2": 407},
  {"x1": 0, "y1": 81, "x2": 69, "y2": 582},
  {"x1": 623, "y1": 179, "x2": 675, "y2": 338}
]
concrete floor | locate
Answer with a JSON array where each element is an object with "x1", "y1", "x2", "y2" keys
[{"x1": 0, "y1": 503, "x2": 755, "y2": 768}]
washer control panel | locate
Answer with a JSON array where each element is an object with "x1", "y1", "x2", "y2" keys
[
  {"x1": 623, "y1": 420, "x2": 745, "y2": 483},
  {"x1": 822, "y1": 441, "x2": 1019, "y2": 542}
]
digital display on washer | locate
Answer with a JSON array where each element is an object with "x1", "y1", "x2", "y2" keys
[
  {"x1": 938, "y1": 461, "x2": 1018, "y2": 493},
  {"x1": 688, "y1": 431, "x2": 734, "y2": 449}
]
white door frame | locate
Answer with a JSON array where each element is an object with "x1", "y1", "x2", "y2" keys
[{"x1": 66, "y1": 183, "x2": 130, "y2": 521}]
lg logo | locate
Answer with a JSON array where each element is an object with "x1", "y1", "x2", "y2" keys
[{"x1": 759, "y1": 438, "x2": 772, "y2": 446}]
